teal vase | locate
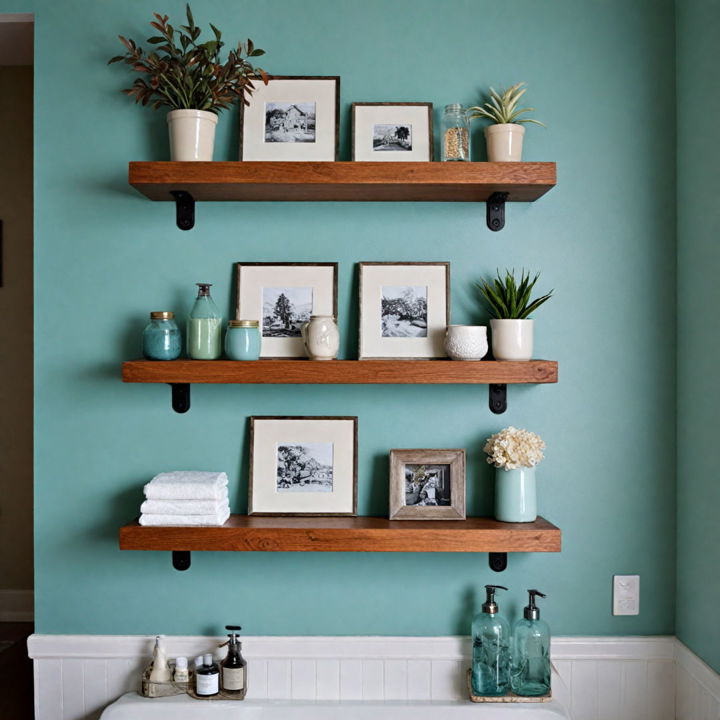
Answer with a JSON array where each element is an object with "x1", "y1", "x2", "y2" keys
[{"x1": 495, "y1": 467, "x2": 537, "y2": 522}]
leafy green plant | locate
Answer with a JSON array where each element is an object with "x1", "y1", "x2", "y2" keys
[
  {"x1": 108, "y1": 4, "x2": 268, "y2": 112},
  {"x1": 477, "y1": 269, "x2": 553, "y2": 319},
  {"x1": 467, "y1": 82, "x2": 544, "y2": 126}
]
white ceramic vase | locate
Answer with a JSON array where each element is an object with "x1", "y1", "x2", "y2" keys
[
  {"x1": 167, "y1": 109, "x2": 218, "y2": 161},
  {"x1": 490, "y1": 319, "x2": 534, "y2": 361},
  {"x1": 444, "y1": 325, "x2": 488, "y2": 361},
  {"x1": 484, "y1": 123, "x2": 525, "y2": 162},
  {"x1": 301, "y1": 315, "x2": 340, "y2": 360}
]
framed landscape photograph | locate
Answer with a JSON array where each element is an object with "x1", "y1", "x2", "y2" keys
[
  {"x1": 389, "y1": 449, "x2": 466, "y2": 520},
  {"x1": 358, "y1": 262, "x2": 450, "y2": 359},
  {"x1": 235, "y1": 263, "x2": 338, "y2": 358},
  {"x1": 240, "y1": 76, "x2": 340, "y2": 161},
  {"x1": 352, "y1": 103, "x2": 433, "y2": 161},
  {"x1": 249, "y1": 416, "x2": 358, "y2": 516}
]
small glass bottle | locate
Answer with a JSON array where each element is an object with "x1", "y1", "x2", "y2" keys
[
  {"x1": 221, "y1": 625, "x2": 247, "y2": 698},
  {"x1": 195, "y1": 653, "x2": 219, "y2": 697},
  {"x1": 142, "y1": 311, "x2": 181, "y2": 360},
  {"x1": 511, "y1": 589, "x2": 551, "y2": 697},
  {"x1": 225, "y1": 320, "x2": 261, "y2": 360},
  {"x1": 187, "y1": 283, "x2": 223, "y2": 360},
  {"x1": 173, "y1": 656, "x2": 189, "y2": 683},
  {"x1": 441, "y1": 104, "x2": 471, "y2": 161}
]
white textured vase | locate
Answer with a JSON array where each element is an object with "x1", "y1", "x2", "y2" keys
[
  {"x1": 444, "y1": 325, "x2": 488, "y2": 361},
  {"x1": 301, "y1": 315, "x2": 340, "y2": 360},
  {"x1": 490, "y1": 319, "x2": 533, "y2": 361},
  {"x1": 484, "y1": 123, "x2": 525, "y2": 162},
  {"x1": 167, "y1": 109, "x2": 218, "y2": 161}
]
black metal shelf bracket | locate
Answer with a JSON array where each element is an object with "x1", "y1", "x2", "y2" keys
[
  {"x1": 170, "y1": 383, "x2": 191, "y2": 413},
  {"x1": 488, "y1": 384, "x2": 507, "y2": 414},
  {"x1": 172, "y1": 551, "x2": 191, "y2": 571},
  {"x1": 489, "y1": 552, "x2": 508, "y2": 572},
  {"x1": 486, "y1": 191, "x2": 509, "y2": 231},
  {"x1": 170, "y1": 190, "x2": 195, "y2": 231}
]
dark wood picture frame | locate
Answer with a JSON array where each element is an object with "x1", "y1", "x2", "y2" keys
[
  {"x1": 389, "y1": 449, "x2": 466, "y2": 520},
  {"x1": 351, "y1": 102, "x2": 434, "y2": 161},
  {"x1": 239, "y1": 75, "x2": 341, "y2": 161},
  {"x1": 249, "y1": 416, "x2": 358, "y2": 517}
]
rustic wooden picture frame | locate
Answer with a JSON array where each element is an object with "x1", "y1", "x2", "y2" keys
[
  {"x1": 389, "y1": 448, "x2": 466, "y2": 520},
  {"x1": 249, "y1": 416, "x2": 358, "y2": 517}
]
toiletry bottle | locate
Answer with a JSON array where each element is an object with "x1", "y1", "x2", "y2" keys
[
  {"x1": 511, "y1": 589, "x2": 551, "y2": 697},
  {"x1": 187, "y1": 283, "x2": 223, "y2": 360},
  {"x1": 173, "y1": 656, "x2": 189, "y2": 683},
  {"x1": 195, "y1": 653, "x2": 220, "y2": 697},
  {"x1": 148, "y1": 636, "x2": 172, "y2": 683},
  {"x1": 221, "y1": 625, "x2": 247, "y2": 697},
  {"x1": 471, "y1": 584, "x2": 510, "y2": 696}
]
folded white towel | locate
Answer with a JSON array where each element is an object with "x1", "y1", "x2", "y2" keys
[
  {"x1": 140, "y1": 494, "x2": 229, "y2": 516},
  {"x1": 144, "y1": 471, "x2": 228, "y2": 500},
  {"x1": 139, "y1": 509, "x2": 231, "y2": 527}
]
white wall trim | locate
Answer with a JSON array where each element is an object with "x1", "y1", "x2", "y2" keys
[
  {"x1": 0, "y1": 589, "x2": 33, "y2": 621},
  {"x1": 676, "y1": 638, "x2": 720, "y2": 703}
]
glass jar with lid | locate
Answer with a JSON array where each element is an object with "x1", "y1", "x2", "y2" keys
[
  {"x1": 142, "y1": 311, "x2": 181, "y2": 360},
  {"x1": 441, "y1": 104, "x2": 471, "y2": 161},
  {"x1": 225, "y1": 320, "x2": 261, "y2": 361}
]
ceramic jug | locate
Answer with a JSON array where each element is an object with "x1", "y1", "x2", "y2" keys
[{"x1": 301, "y1": 315, "x2": 339, "y2": 360}]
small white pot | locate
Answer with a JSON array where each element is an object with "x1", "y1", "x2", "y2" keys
[
  {"x1": 490, "y1": 319, "x2": 533, "y2": 361},
  {"x1": 301, "y1": 315, "x2": 340, "y2": 360},
  {"x1": 444, "y1": 325, "x2": 488, "y2": 361},
  {"x1": 167, "y1": 109, "x2": 218, "y2": 161},
  {"x1": 484, "y1": 123, "x2": 525, "y2": 162}
]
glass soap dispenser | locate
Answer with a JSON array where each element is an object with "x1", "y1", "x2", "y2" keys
[
  {"x1": 220, "y1": 625, "x2": 247, "y2": 698},
  {"x1": 187, "y1": 283, "x2": 223, "y2": 360},
  {"x1": 511, "y1": 589, "x2": 551, "y2": 697},
  {"x1": 471, "y1": 584, "x2": 510, "y2": 696}
]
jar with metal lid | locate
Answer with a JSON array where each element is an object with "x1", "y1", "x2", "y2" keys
[
  {"x1": 225, "y1": 320, "x2": 261, "y2": 361},
  {"x1": 142, "y1": 311, "x2": 182, "y2": 360},
  {"x1": 441, "y1": 104, "x2": 471, "y2": 161}
]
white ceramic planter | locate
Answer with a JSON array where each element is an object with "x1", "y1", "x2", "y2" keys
[
  {"x1": 444, "y1": 325, "x2": 488, "y2": 361},
  {"x1": 301, "y1": 315, "x2": 340, "y2": 360},
  {"x1": 484, "y1": 123, "x2": 525, "y2": 162},
  {"x1": 167, "y1": 109, "x2": 218, "y2": 161},
  {"x1": 490, "y1": 318, "x2": 533, "y2": 361}
]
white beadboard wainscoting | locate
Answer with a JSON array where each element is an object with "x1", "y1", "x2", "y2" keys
[{"x1": 27, "y1": 635, "x2": 719, "y2": 720}]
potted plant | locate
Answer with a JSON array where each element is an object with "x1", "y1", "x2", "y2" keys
[
  {"x1": 467, "y1": 82, "x2": 543, "y2": 162},
  {"x1": 109, "y1": 4, "x2": 268, "y2": 161},
  {"x1": 477, "y1": 269, "x2": 552, "y2": 361},
  {"x1": 484, "y1": 426, "x2": 545, "y2": 523}
]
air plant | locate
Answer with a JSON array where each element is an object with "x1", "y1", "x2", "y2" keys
[
  {"x1": 477, "y1": 269, "x2": 553, "y2": 319},
  {"x1": 467, "y1": 82, "x2": 544, "y2": 126}
]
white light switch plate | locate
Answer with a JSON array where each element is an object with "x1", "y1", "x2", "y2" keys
[{"x1": 613, "y1": 575, "x2": 640, "y2": 615}]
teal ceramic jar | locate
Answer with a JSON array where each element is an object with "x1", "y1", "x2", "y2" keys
[
  {"x1": 225, "y1": 320, "x2": 261, "y2": 360},
  {"x1": 142, "y1": 311, "x2": 181, "y2": 360},
  {"x1": 494, "y1": 467, "x2": 537, "y2": 523}
]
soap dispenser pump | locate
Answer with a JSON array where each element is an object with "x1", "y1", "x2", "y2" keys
[
  {"x1": 511, "y1": 589, "x2": 551, "y2": 697},
  {"x1": 471, "y1": 584, "x2": 511, "y2": 696},
  {"x1": 220, "y1": 625, "x2": 247, "y2": 698}
]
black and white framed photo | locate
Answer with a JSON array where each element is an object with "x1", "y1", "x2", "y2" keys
[
  {"x1": 389, "y1": 449, "x2": 466, "y2": 520},
  {"x1": 235, "y1": 263, "x2": 338, "y2": 358},
  {"x1": 352, "y1": 103, "x2": 433, "y2": 161},
  {"x1": 240, "y1": 76, "x2": 340, "y2": 161},
  {"x1": 249, "y1": 416, "x2": 358, "y2": 516},
  {"x1": 358, "y1": 262, "x2": 450, "y2": 359}
]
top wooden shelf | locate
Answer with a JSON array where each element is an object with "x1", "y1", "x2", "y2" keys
[{"x1": 129, "y1": 161, "x2": 556, "y2": 203}]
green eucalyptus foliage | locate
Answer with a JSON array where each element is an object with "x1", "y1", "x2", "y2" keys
[
  {"x1": 477, "y1": 269, "x2": 553, "y2": 319},
  {"x1": 467, "y1": 82, "x2": 544, "y2": 126},
  {"x1": 108, "y1": 4, "x2": 268, "y2": 113}
]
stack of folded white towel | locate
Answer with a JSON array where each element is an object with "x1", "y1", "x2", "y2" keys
[{"x1": 139, "y1": 471, "x2": 230, "y2": 526}]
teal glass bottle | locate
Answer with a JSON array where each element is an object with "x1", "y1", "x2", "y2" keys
[
  {"x1": 142, "y1": 311, "x2": 181, "y2": 360},
  {"x1": 511, "y1": 589, "x2": 551, "y2": 697},
  {"x1": 471, "y1": 584, "x2": 510, "y2": 696},
  {"x1": 187, "y1": 283, "x2": 223, "y2": 360}
]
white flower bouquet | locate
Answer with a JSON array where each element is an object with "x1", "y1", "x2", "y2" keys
[{"x1": 484, "y1": 426, "x2": 545, "y2": 470}]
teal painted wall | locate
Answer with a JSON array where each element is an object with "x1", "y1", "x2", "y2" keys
[
  {"x1": 23, "y1": 0, "x2": 679, "y2": 636},
  {"x1": 676, "y1": 0, "x2": 720, "y2": 674}
]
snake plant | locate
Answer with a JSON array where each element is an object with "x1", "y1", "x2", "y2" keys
[
  {"x1": 467, "y1": 82, "x2": 544, "y2": 126},
  {"x1": 477, "y1": 269, "x2": 553, "y2": 319}
]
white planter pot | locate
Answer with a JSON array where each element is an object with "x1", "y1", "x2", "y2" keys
[
  {"x1": 167, "y1": 109, "x2": 218, "y2": 161},
  {"x1": 490, "y1": 319, "x2": 533, "y2": 361},
  {"x1": 484, "y1": 123, "x2": 525, "y2": 162},
  {"x1": 444, "y1": 325, "x2": 488, "y2": 361}
]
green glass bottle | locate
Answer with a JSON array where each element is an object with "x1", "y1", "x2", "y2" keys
[
  {"x1": 471, "y1": 584, "x2": 510, "y2": 696},
  {"x1": 187, "y1": 283, "x2": 222, "y2": 360},
  {"x1": 511, "y1": 589, "x2": 551, "y2": 696}
]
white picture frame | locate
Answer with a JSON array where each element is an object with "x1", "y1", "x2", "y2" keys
[
  {"x1": 358, "y1": 262, "x2": 450, "y2": 359},
  {"x1": 249, "y1": 416, "x2": 358, "y2": 516},
  {"x1": 352, "y1": 103, "x2": 433, "y2": 161},
  {"x1": 240, "y1": 76, "x2": 340, "y2": 161},
  {"x1": 235, "y1": 263, "x2": 338, "y2": 358}
]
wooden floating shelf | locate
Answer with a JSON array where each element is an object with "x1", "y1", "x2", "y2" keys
[
  {"x1": 129, "y1": 161, "x2": 556, "y2": 203},
  {"x1": 119, "y1": 515, "x2": 561, "y2": 554},
  {"x1": 122, "y1": 359, "x2": 558, "y2": 385}
]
